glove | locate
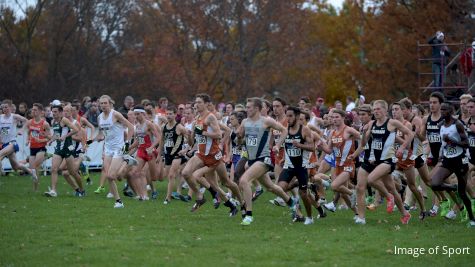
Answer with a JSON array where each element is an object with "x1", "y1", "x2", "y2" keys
[{"x1": 122, "y1": 141, "x2": 130, "y2": 154}]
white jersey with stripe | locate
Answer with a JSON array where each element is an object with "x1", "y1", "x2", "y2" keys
[
  {"x1": 0, "y1": 114, "x2": 17, "y2": 143},
  {"x1": 440, "y1": 123, "x2": 464, "y2": 158},
  {"x1": 99, "y1": 110, "x2": 124, "y2": 149}
]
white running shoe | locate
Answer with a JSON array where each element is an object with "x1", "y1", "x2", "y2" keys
[
  {"x1": 269, "y1": 197, "x2": 286, "y2": 207},
  {"x1": 106, "y1": 192, "x2": 114, "y2": 199},
  {"x1": 304, "y1": 217, "x2": 314, "y2": 225},
  {"x1": 350, "y1": 190, "x2": 357, "y2": 208},
  {"x1": 355, "y1": 217, "x2": 366, "y2": 225},
  {"x1": 146, "y1": 185, "x2": 152, "y2": 191},
  {"x1": 123, "y1": 154, "x2": 138, "y2": 166},
  {"x1": 241, "y1": 215, "x2": 254, "y2": 226},
  {"x1": 44, "y1": 187, "x2": 57, "y2": 197},
  {"x1": 114, "y1": 202, "x2": 124, "y2": 208},
  {"x1": 338, "y1": 204, "x2": 348, "y2": 210},
  {"x1": 31, "y1": 169, "x2": 38, "y2": 182},
  {"x1": 322, "y1": 180, "x2": 330, "y2": 190},
  {"x1": 468, "y1": 220, "x2": 475, "y2": 228},
  {"x1": 324, "y1": 202, "x2": 336, "y2": 212},
  {"x1": 353, "y1": 215, "x2": 359, "y2": 221},
  {"x1": 199, "y1": 187, "x2": 206, "y2": 194},
  {"x1": 318, "y1": 198, "x2": 326, "y2": 205},
  {"x1": 445, "y1": 210, "x2": 457, "y2": 220}
]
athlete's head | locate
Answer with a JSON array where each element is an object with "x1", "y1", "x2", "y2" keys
[
  {"x1": 429, "y1": 92, "x2": 444, "y2": 113},
  {"x1": 134, "y1": 105, "x2": 146, "y2": 122},
  {"x1": 440, "y1": 102, "x2": 454, "y2": 118},
  {"x1": 31, "y1": 103, "x2": 43, "y2": 118},
  {"x1": 166, "y1": 106, "x2": 177, "y2": 123},
  {"x1": 372, "y1": 100, "x2": 388, "y2": 120},
  {"x1": 51, "y1": 105, "x2": 63, "y2": 120},
  {"x1": 299, "y1": 111, "x2": 310, "y2": 126},
  {"x1": 63, "y1": 105, "x2": 72, "y2": 118},
  {"x1": 70, "y1": 103, "x2": 81, "y2": 116},
  {"x1": 398, "y1": 98, "x2": 413, "y2": 120},
  {"x1": 272, "y1": 97, "x2": 286, "y2": 117},
  {"x1": 246, "y1": 97, "x2": 263, "y2": 117},
  {"x1": 459, "y1": 94, "x2": 472, "y2": 115},
  {"x1": 225, "y1": 102, "x2": 234, "y2": 115},
  {"x1": 467, "y1": 99, "x2": 475, "y2": 117},
  {"x1": 195, "y1": 93, "x2": 211, "y2": 113},
  {"x1": 391, "y1": 102, "x2": 403, "y2": 120},
  {"x1": 332, "y1": 109, "x2": 346, "y2": 127},
  {"x1": 357, "y1": 104, "x2": 372, "y2": 124},
  {"x1": 260, "y1": 99, "x2": 271, "y2": 117},
  {"x1": 184, "y1": 107, "x2": 194, "y2": 121},
  {"x1": 229, "y1": 111, "x2": 246, "y2": 128},
  {"x1": 127, "y1": 110, "x2": 136, "y2": 124},
  {"x1": 286, "y1": 106, "x2": 301, "y2": 127},
  {"x1": 99, "y1": 95, "x2": 115, "y2": 112},
  {"x1": 1, "y1": 99, "x2": 12, "y2": 114}
]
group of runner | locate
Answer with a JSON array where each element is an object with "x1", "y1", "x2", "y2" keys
[{"x1": 1, "y1": 92, "x2": 475, "y2": 227}]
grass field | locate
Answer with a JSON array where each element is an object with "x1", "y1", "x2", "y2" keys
[{"x1": 0, "y1": 173, "x2": 474, "y2": 267}]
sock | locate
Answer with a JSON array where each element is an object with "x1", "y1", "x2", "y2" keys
[
  {"x1": 208, "y1": 187, "x2": 218, "y2": 199},
  {"x1": 116, "y1": 199, "x2": 122, "y2": 203},
  {"x1": 317, "y1": 206, "x2": 324, "y2": 216},
  {"x1": 224, "y1": 200, "x2": 234, "y2": 209},
  {"x1": 256, "y1": 185, "x2": 262, "y2": 191},
  {"x1": 246, "y1": 210, "x2": 253, "y2": 217},
  {"x1": 286, "y1": 198, "x2": 293, "y2": 206}
]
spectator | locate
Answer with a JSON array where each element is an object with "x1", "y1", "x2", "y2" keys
[
  {"x1": 312, "y1": 97, "x2": 328, "y2": 118},
  {"x1": 428, "y1": 31, "x2": 450, "y2": 89},
  {"x1": 156, "y1": 97, "x2": 168, "y2": 116},
  {"x1": 80, "y1": 96, "x2": 91, "y2": 116},
  {"x1": 334, "y1": 100, "x2": 343, "y2": 110},
  {"x1": 117, "y1": 96, "x2": 134, "y2": 119},
  {"x1": 176, "y1": 104, "x2": 185, "y2": 123},
  {"x1": 298, "y1": 96, "x2": 310, "y2": 110},
  {"x1": 358, "y1": 95, "x2": 366, "y2": 106},
  {"x1": 84, "y1": 100, "x2": 100, "y2": 127},
  {"x1": 345, "y1": 96, "x2": 356, "y2": 112},
  {"x1": 461, "y1": 40, "x2": 475, "y2": 93}
]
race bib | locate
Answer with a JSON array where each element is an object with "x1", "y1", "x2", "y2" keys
[
  {"x1": 232, "y1": 146, "x2": 241, "y2": 155},
  {"x1": 31, "y1": 130, "x2": 40, "y2": 138},
  {"x1": 428, "y1": 134, "x2": 441, "y2": 143},
  {"x1": 0, "y1": 127, "x2": 9, "y2": 136},
  {"x1": 264, "y1": 157, "x2": 272, "y2": 165},
  {"x1": 287, "y1": 147, "x2": 301, "y2": 157},
  {"x1": 138, "y1": 136, "x2": 145, "y2": 145},
  {"x1": 372, "y1": 139, "x2": 383, "y2": 150},
  {"x1": 196, "y1": 135, "x2": 206, "y2": 145},
  {"x1": 463, "y1": 157, "x2": 469, "y2": 164},
  {"x1": 246, "y1": 134, "x2": 258, "y2": 147},
  {"x1": 469, "y1": 138, "x2": 475, "y2": 147},
  {"x1": 333, "y1": 147, "x2": 341, "y2": 157},
  {"x1": 214, "y1": 151, "x2": 223, "y2": 160},
  {"x1": 343, "y1": 166, "x2": 354, "y2": 172},
  {"x1": 165, "y1": 139, "x2": 174, "y2": 147},
  {"x1": 445, "y1": 145, "x2": 457, "y2": 156}
]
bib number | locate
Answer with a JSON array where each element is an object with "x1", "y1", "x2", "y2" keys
[
  {"x1": 138, "y1": 137, "x2": 145, "y2": 145},
  {"x1": 445, "y1": 146, "x2": 457, "y2": 156},
  {"x1": 214, "y1": 151, "x2": 223, "y2": 160},
  {"x1": 246, "y1": 135, "x2": 258, "y2": 147},
  {"x1": 428, "y1": 134, "x2": 441, "y2": 143},
  {"x1": 165, "y1": 139, "x2": 174, "y2": 147},
  {"x1": 287, "y1": 148, "x2": 301, "y2": 157},
  {"x1": 196, "y1": 135, "x2": 206, "y2": 145},
  {"x1": 0, "y1": 127, "x2": 9, "y2": 136},
  {"x1": 372, "y1": 139, "x2": 383, "y2": 150},
  {"x1": 469, "y1": 138, "x2": 475, "y2": 147}
]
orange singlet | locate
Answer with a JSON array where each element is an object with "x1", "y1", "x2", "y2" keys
[
  {"x1": 195, "y1": 113, "x2": 222, "y2": 167},
  {"x1": 272, "y1": 118, "x2": 288, "y2": 166},
  {"x1": 331, "y1": 126, "x2": 355, "y2": 177},
  {"x1": 29, "y1": 119, "x2": 47, "y2": 148}
]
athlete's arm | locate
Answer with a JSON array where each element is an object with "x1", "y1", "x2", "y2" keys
[
  {"x1": 412, "y1": 116, "x2": 426, "y2": 141},
  {"x1": 148, "y1": 121, "x2": 161, "y2": 153},
  {"x1": 265, "y1": 117, "x2": 287, "y2": 151},
  {"x1": 391, "y1": 119, "x2": 414, "y2": 156},
  {"x1": 447, "y1": 121, "x2": 469, "y2": 148},
  {"x1": 204, "y1": 114, "x2": 222, "y2": 139},
  {"x1": 114, "y1": 111, "x2": 134, "y2": 142},
  {"x1": 61, "y1": 117, "x2": 79, "y2": 140},
  {"x1": 349, "y1": 121, "x2": 373, "y2": 159},
  {"x1": 420, "y1": 115, "x2": 429, "y2": 138},
  {"x1": 295, "y1": 126, "x2": 317, "y2": 151}
]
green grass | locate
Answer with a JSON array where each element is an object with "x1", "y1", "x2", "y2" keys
[{"x1": 0, "y1": 173, "x2": 474, "y2": 266}]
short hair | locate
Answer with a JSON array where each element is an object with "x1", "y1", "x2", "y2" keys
[
  {"x1": 247, "y1": 97, "x2": 263, "y2": 111},
  {"x1": 262, "y1": 99, "x2": 272, "y2": 112},
  {"x1": 373, "y1": 100, "x2": 388, "y2": 110},
  {"x1": 430, "y1": 92, "x2": 445, "y2": 104},
  {"x1": 300, "y1": 96, "x2": 310, "y2": 103},
  {"x1": 357, "y1": 104, "x2": 372, "y2": 114},
  {"x1": 52, "y1": 105, "x2": 63, "y2": 112},
  {"x1": 166, "y1": 106, "x2": 177, "y2": 113},
  {"x1": 231, "y1": 111, "x2": 247, "y2": 124},
  {"x1": 468, "y1": 99, "x2": 475, "y2": 105},
  {"x1": 196, "y1": 94, "x2": 211, "y2": 103},
  {"x1": 71, "y1": 103, "x2": 81, "y2": 111},
  {"x1": 226, "y1": 102, "x2": 235, "y2": 109},
  {"x1": 2, "y1": 99, "x2": 12, "y2": 106},
  {"x1": 273, "y1": 97, "x2": 286, "y2": 106},
  {"x1": 286, "y1": 106, "x2": 301, "y2": 116},
  {"x1": 100, "y1": 95, "x2": 115, "y2": 105},
  {"x1": 145, "y1": 101, "x2": 155, "y2": 108},
  {"x1": 460, "y1": 94, "x2": 473, "y2": 101},
  {"x1": 332, "y1": 109, "x2": 346, "y2": 118},
  {"x1": 32, "y1": 103, "x2": 43, "y2": 110},
  {"x1": 159, "y1": 97, "x2": 168, "y2": 103},
  {"x1": 398, "y1": 98, "x2": 412, "y2": 110}
]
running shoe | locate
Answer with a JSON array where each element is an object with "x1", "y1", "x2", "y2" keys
[
  {"x1": 324, "y1": 202, "x2": 336, "y2": 212},
  {"x1": 445, "y1": 210, "x2": 456, "y2": 220},
  {"x1": 269, "y1": 197, "x2": 286, "y2": 207},
  {"x1": 114, "y1": 202, "x2": 124, "y2": 208},
  {"x1": 94, "y1": 186, "x2": 105, "y2": 194},
  {"x1": 180, "y1": 195, "x2": 192, "y2": 202},
  {"x1": 468, "y1": 220, "x2": 475, "y2": 228},
  {"x1": 318, "y1": 198, "x2": 326, "y2": 205},
  {"x1": 75, "y1": 190, "x2": 85, "y2": 197},
  {"x1": 213, "y1": 197, "x2": 220, "y2": 209},
  {"x1": 419, "y1": 211, "x2": 428, "y2": 221},
  {"x1": 171, "y1": 192, "x2": 181, "y2": 200},
  {"x1": 293, "y1": 215, "x2": 305, "y2": 222},
  {"x1": 106, "y1": 192, "x2": 114, "y2": 199},
  {"x1": 350, "y1": 190, "x2": 357, "y2": 208},
  {"x1": 151, "y1": 191, "x2": 158, "y2": 200},
  {"x1": 44, "y1": 187, "x2": 57, "y2": 197},
  {"x1": 241, "y1": 215, "x2": 254, "y2": 226},
  {"x1": 191, "y1": 198, "x2": 207, "y2": 212},
  {"x1": 252, "y1": 188, "x2": 264, "y2": 201},
  {"x1": 123, "y1": 154, "x2": 138, "y2": 166},
  {"x1": 355, "y1": 217, "x2": 366, "y2": 225},
  {"x1": 163, "y1": 199, "x2": 171, "y2": 205},
  {"x1": 460, "y1": 208, "x2": 468, "y2": 222},
  {"x1": 304, "y1": 217, "x2": 314, "y2": 225},
  {"x1": 338, "y1": 204, "x2": 348, "y2": 210},
  {"x1": 229, "y1": 206, "x2": 238, "y2": 217},
  {"x1": 386, "y1": 194, "x2": 395, "y2": 214},
  {"x1": 403, "y1": 203, "x2": 411, "y2": 211},
  {"x1": 86, "y1": 178, "x2": 92, "y2": 186},
  {"x1": 440, "y1": 200, "x2": 450, "y2": 217},
  {"x1": 367, "y1": 203, "x2": 377, "y2": 211},
  {"x1": 400, "y1": 213, "x2": 411, "y2": 224},
  {"x1": 429, "y1": 205, "x2": 439, "y2": 217}
]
